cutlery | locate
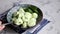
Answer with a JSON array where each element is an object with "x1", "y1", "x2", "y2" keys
[{"x1": 2, "y1": 22, "x2": 12, "y2": 26}]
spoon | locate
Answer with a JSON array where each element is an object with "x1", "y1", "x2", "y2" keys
[{"x1": 2, "y1": 22, "x2": 12, "y2": 26}]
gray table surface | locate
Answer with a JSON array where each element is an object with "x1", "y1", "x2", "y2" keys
[{"x1": 0, "y1": 0, "x2": 60, "y2": 34}]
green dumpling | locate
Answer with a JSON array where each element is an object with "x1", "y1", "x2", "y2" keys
[
  {"x1": 17, "y1": 8, "x2": 25, "y2": 18},
  {"x1": 32, "y1": 13, "x2": 38, "y2": 18},
  {"x1": 25, "y1": 12, "x2": 32, "y2": 19},
  {"x1": 19, "y1": 8, "x2": 25, "y2": 13},
  {"x1": 22, "y1": 22, "x2": 27, "y2": 28},
  {"x1": 22, "y1": 16, "x2": 29, "y2": 22},
  {"x1": 17, "y1": 8, "x2": 25, "y2": 14},
  {"x1": 28, "y1": 18, "x2": 36, "y2": 27},
  {"x1": 14, "y1": 18, "x2": 23, "y2": 25},
  {"x1": 18, "y1": 13, "x2": 24, "y2": 18},
  {"x1": 22, "y1": 12, "x2": 32, "y2": 22}
]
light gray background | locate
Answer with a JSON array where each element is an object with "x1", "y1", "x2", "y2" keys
[{"x1": 0, "y1": 0, "x2": 60, "y2": 34}]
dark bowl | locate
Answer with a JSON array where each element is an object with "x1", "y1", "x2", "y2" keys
[{"x1": 7, "y1": 4, "x2": 43, "y2": 33}]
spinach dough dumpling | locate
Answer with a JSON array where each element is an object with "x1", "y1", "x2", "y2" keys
[
  {"x1": 18, "y1": 13, "x2": 24, "y2": 18},
  {"x1": 25, "y1": 12, "x2": 32, "y2": 21},
  {"x1": 22, "y1": 12, "x2": 32, "y2": 22},
  {"x1": 28, "y1": 18, "x2": 36, "y2": 27},
  {"x1": 32, "y1": 13, "x2": 38, "y2": 18},
  {"x1": 17, "y1": 8, "x2": 25, "y2": 14},
  {"x1": 22, "y1": 22, "x2": 27, "y2": 28},
  {"x1": 15, "y1": 18, "x2": 23, "y2": 25},
  {"x1": 17, "y1": 8, "x2": 25, "y2": 18},
  {"x1": 22, "y1": 16, "x2": 28, "y2": 22}
]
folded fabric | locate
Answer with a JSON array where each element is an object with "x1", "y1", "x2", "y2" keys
[{"x1": 23, "y1": 19, "x2": 50, "y2": 34}]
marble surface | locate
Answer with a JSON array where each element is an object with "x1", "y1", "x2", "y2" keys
[{"x1": 0, "y1": 0, "x2": 60, "y2": 34}]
